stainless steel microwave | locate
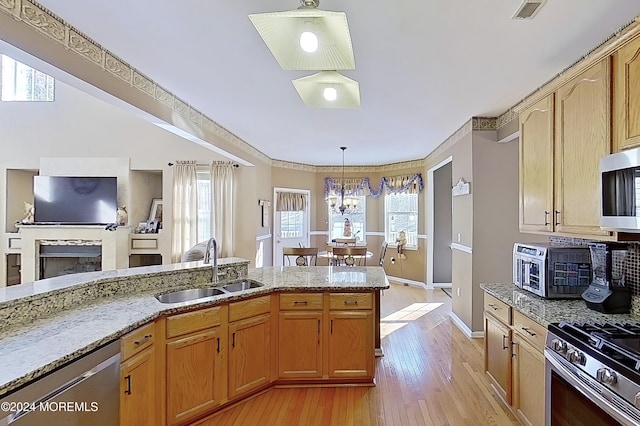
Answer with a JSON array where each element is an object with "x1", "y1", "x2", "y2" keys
[{"x1": 601, "y1": 146, "x2": 640, "y2": 232}]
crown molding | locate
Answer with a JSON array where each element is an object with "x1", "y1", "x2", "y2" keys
[
  {"x1": 0, "y1": 0, "x2": 272, "y2": 166},
  {"x1": 471, "y1": 117, "x2": 497, "y2": 131},
  {"x1": 272, "y1": 158, "x2": 426, "y2": 173}
]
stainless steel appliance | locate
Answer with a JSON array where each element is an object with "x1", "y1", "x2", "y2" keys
[
  {"x1": 0, "y1": 341, "x2": 120, "y2": 425},
  {"x1": 513, "y1": 243, "x2": 591, "y2": 299},
  {"x1": 581, "y1": 242, "x2": 631, "y2": 314},
  {"x1": 545, "y1": 321, "x2": 640, "y2": 426},
  {"x1": 601, "y1": 146, "x2": 640, "y2": 232}
]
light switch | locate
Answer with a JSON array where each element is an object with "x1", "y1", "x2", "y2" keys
[{"x1": 457, "y1": 233, "x2": 461, "y2": 242}]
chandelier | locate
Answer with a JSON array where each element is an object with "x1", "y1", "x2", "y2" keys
[{"x1": 327, "y1": 147, "x2": 360, "y2": 215}]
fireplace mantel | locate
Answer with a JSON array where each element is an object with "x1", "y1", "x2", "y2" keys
[{"x1": 17, "y1": 225, "x2": 130, "y2": 283}]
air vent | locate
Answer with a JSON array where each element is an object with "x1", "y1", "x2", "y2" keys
[{"x1": 512, "y1": 0, "x2": 547, "y2": 20}]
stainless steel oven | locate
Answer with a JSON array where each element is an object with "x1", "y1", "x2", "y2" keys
[{"x1": 545, "y1": 323, "x2": 640, "y2": 426}]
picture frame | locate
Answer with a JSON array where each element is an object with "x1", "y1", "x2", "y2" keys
[
  {"x1": 148, "y1": 199, "x2": 163, "y2": 224},
  {"x1": 145, "y1": 220, "x2": 160, "y2": 234},
  {"x1": 258, "y1": 199, "x2": 270, "y2": 228}
]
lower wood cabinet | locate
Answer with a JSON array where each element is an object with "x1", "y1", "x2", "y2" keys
[
  {"x1": 483, "y1": 292, "x2": 546, "y2": 426},
  {"x1": 484, "y1": 312, "x2": 512, "y2": 404},
  {"x1": 278, "y1": 310, "x2": 323, "y2": 379},
  {"x1": 120, "y1": 346, "x2": 156, "y2": 426},
  {"x1": 512, "y1": 332, "x2": 545, "y2": 426},
  {"x1": 228, "y1": 312, "x2": 271, "y2": 399},
  {"x1": 118, "y1": 290, "x2": 376, "y2": 425},
  {"x1": 166, "y1": 328, "x2": 226, "y2": 425},
  {"x1": 164, "y1": 305, "x2": 227, "y2": 426},
  {"x1": 120, "y1": 322, "x2": 157, "y2": 426},
  {"x1": 328, "y1": 310, "x2": 374, "y2": 378}
]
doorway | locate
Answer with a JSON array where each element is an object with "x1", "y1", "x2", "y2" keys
[
  {"x1": 427, "y1": 157, "x2": 453, "y2": 288},
  {"x1": 273, "y1": 188, "x2": 311, "y2": 266}
]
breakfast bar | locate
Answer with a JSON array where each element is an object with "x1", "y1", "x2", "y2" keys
[{"x1": 0, "y1": 260, "x2": 389, "y2": 425}]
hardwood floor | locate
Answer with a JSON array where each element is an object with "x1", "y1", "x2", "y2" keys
[{"x1": 194, "y1": 283, "x2": 519, "y2": 426}]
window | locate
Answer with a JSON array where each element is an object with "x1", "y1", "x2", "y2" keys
[
  {"x1": 196, "y1": 168, "x2": 211, "y2": 243},
  {"x1": 1, "y1": 55, "x2": 55, "y2": 101},
  {"x1": 280, "y1": 211, "x2": 304, "y2": 238},
  {"x1": 385, "y1": 193, "x2": 418, "y2": 248},
  {"x1": 328, "y1": 196, "x2": 366, "y2": 243}
]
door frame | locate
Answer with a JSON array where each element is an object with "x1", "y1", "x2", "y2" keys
[
  {"x1": 272, "y1": 187, "x2": 311, "y2": 266},
  {"x1": 426, "y1": 156, "x2": 453, "y2": 289}
]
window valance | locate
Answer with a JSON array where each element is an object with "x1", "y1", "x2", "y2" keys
[
  {"x1": 324, "y1": 173, "x2": 423, "y2": 199},
  {"x1": 276, "y1": 192, "x2": 307, "y2": 211}
]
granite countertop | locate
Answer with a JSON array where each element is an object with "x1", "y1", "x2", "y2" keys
[
  {"x1": 481, "y1": 283, "x2": 640, "y2": 327},
  {"x1": 0, "y1": 263, "x2": 389, "y2": 397}
]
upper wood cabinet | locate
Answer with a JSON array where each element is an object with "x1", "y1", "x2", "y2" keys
[
  {"x1": 519, "y1": 94, "x2": 554, "y2": 233},
  {"x1": 554, "y1": 58, "x2": 611, "y2": 236},
  {"x1": 614, "y1": 35, "x2": 640, "y2": 152},
  {"x1": 519, "y1": 59, "x2": 612, "y2": 237}
]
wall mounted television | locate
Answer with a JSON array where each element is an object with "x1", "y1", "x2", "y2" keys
[{"x1": 33, "y1": 176, "x2": 118, "y2": 225}]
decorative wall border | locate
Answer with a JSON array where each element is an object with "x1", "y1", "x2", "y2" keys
[{"x1": 0, "y1": 0, "x2": 272, "y2": 166}]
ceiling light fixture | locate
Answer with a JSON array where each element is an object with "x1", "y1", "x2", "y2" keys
[
  {"x1": 323, "y1": 87, "x2": 337, "y2": 101},
  {"x1": 327, "y1": 147, "x2": 360, "y2": 215},
  {"x1": 293, "y1": 71, "x2": 360, "y2": 108},
  {"x1": 249, "y1": 0, "x2": 355, "y2": 70}
]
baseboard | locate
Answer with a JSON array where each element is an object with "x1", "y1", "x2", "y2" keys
[
  {"x1": 386, "y1": 276, "x2": 427, "y2": 289},
  {"x1": 449, "y1": 312, "x2": 484, "y2": 339}
]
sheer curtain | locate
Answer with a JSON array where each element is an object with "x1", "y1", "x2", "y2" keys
[
  {"x1": 210, "y1": 162, "x2": 235, "y2": 258},
  {"x1": 171, "y1": 161, "x2": 198, "y2": 263}
]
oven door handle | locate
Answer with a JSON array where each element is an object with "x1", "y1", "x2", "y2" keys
[{"x1": 545, "y1": 349, "x2": 640, "y2": 426}]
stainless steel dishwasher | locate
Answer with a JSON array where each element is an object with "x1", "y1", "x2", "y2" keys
[{"x1": 1, "y1": 341, "x2": 120, "y2": 425}]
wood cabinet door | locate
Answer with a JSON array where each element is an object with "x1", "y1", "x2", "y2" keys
[
  {"x1": 520, "y1": 94, "x2": 554, "y2": 233},
  {"x1": 166, "y1": 328, "x2": 226, "y2": 426},
  {"x1": 555, "y1": 59, "x2": 611, "y2": 236},
  {"x1": 614, "y1": 35, "x2": 640, "y2": 151},
  {"x1": 228, "y1": 313, "x2": 271, "y2": 399},
  {"x1": 328, "y1": 310, "x2": 374, "y2": 378},
  {"x1": 512, "y1": 333, "x2": 545, "y2": 426},
  {"x1": 484, "y1": 313, "x2": 512, "y2": 404},
  {"x1": 120, "y1": 346, "x2": 156, "y2": 426},
  {"x1": 278, "y1": 311, "x2": 323, "y2": 379}
]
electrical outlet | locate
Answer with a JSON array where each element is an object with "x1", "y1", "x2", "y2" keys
[{"x1": 457, "y1": 287, "x2": 460, "y2": 297}]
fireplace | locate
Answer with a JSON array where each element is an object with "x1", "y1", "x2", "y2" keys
[{"x1": 39, "y1": 244, "x2": 102, "y2": 279}]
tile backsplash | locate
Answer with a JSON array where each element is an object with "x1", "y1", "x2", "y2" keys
[{"x1": 550, "y1": 236, "x2": 640, "y2": 317}]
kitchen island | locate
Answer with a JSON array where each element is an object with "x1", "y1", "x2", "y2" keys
[{"x1": 0, "y1": 259, "x2": 389, "y2": 424}]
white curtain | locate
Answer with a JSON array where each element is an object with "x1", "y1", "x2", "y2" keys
[
  {"x1": 171, "y1": 161, "x2": 198, "y2": 263},
  {"x1": 210, "y1": 162, "x2": 235, "y2": 258}
]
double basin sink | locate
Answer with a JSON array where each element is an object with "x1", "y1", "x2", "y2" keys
[{"x1": 155, "y1": 279, "x2": 263, "y2": 304}]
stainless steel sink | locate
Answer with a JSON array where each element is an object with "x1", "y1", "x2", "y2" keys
[
  {"x1": 155, "y1": 287, "x2": 226, "y2": 303},
  {"x1": 222, "y1": 279, "x2": 263, "y2": 292}
]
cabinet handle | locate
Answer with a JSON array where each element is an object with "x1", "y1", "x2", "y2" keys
[
  {"x1": 554, "y1": 210, "x2": 561, "y2": 226},
  {"x1": 217, "y1": 337, "x2": 220, "y2": 353},
  {"x1": 511, "y1": 342, "x2": 517, "y2": 357},
  {"x1": 330, "y1": 320, "x2": 333, "y2": 334},
  {"x1": 317, "y1": 319, "x2": 320, "y2": 334},
  {"x1": 544, "y1": 210, "x2": 550, "y2": 226},
  {"x1": 487, "y1": 304, "x2": 499, "y2": 311},
  {"x1": 293, "y1": 301, "x2": 308, "y2": 305},
  {"x1": 124, "y1": 374, "x2": 132, "y2": 395},
  {"x1": 232, "y1": 332, "x2": 235, "y2": 348},
  {"x1": 344, "y1": 300, "x2": 358, "y2": 305},
  {"x1": 521, "y1": 327, "x2": 536, "y2": 337},
  {"x1": 134, "y1": 334, "x2": 152, "y2": 346},
  {"x1": 502, "y1": 335, "x2": 509, "y2": 350}
]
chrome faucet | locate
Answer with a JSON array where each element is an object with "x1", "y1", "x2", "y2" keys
[{"x1": 203, "y1": 237, "x2": 220, "y2": 282}]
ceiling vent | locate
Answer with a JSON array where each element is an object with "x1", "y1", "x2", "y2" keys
[{"x1": 512, "y1": 0, "x2": 547, "y2": 20}]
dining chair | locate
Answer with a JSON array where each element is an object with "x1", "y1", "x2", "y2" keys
[
  {"x1": 332, "y1": 246, "x2": 368, "y2": 266},
  {"x1": 333, "y1": 238, "x2": 357, "y2": 247},
  {"x1": 283, "y1": 247, "x2": 318, "y2": 266}
]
